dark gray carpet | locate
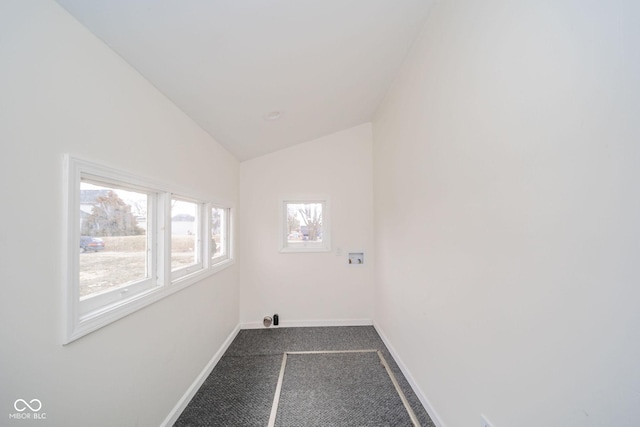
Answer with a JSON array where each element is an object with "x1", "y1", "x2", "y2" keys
[
  {"x1": 275, "y1": 352, "x2": 413, "y2": 426},
  {"x1": 174, "y1": 326, "x2": 435, "y2": 427}
]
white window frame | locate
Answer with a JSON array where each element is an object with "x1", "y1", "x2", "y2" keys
[
  {"x1": 64, "y1": 156, "x2": 234, "y2": 344},
  {"x1": 279, "y1": 197, "x2": 331, "y2": 253}
]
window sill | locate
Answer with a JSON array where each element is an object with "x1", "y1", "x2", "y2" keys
[
  {"x1": 65, "y1": 258, "x2": 235, "y2": 345},
  {"x1": 279, "y1": 247, "x2": 331, "y2": 254}
]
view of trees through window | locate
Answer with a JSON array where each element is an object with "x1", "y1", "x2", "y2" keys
[
  {"x1": 286, "y1": 202, "x2": 323, "y2": 243},
  {"x1": 79, "y1": 181, "x2": 148, "y2": 298},
  {"x1": 79, "y1": 182, "x2": 230, "y2": 298},
  {"x1": 69, "y1": 157, "x2": 234, "y2": 342}
]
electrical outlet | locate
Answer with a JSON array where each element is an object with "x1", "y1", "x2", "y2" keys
[{"x1": 480, "y1": 414, "x2": 494, "y2": 427}]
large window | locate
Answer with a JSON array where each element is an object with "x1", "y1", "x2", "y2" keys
[
  {"x1": 280, "y1": 199, "x2": 330, "y2": 252},
  {"x1": 78, "y1": 179, "x2": 155, "y2": 316},
  {"x1": 65, "y1": 156, "x2": 233, "y2": 343}
]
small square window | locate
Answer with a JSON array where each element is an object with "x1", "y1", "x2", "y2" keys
[{"x1": 281, "y1": 200, "x2": 330, "y2": 252}]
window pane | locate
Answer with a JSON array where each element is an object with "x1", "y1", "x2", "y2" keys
[
  {"x1": 79, "y1": 181, "x2": 148, "y2": 298},
  {"x1": 286, "y1": 202, "x2": 323, "y2": 244},
  {"x1": 211, "y1": 207, "x2": 227, "y2": 261},
  {"x1": 171, "y1": 199, "x2": 198, "y2": 271}
]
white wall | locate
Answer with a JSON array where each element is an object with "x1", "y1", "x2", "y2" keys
[
  {"x1": 0, "y1": 1, "x2": 239, "y2": 426},
  {"x1": 373, "y1": 1, "x2": 640, "y2": 427},
  {"x1": 239, "y1": 124, "x2": 374, "y2": 326}
]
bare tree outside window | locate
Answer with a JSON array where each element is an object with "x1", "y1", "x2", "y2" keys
[
  {"x1": 286, "y1": 202, "x2": 323, "y2": 243},
  {"x1": 79, "y1": 181, "x2": 148, "y2": 298},
  {"x1": 82, "y1": 191, "x2": 144, "y2": 237}
]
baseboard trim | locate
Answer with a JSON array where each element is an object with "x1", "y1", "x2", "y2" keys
[
  {"x1": 160, "y1": 324, "x2": 241, "y2": 427},
  {"x1": 373, "y1": 321, "x2": 446, "y2": 427},
  {"x1": 240, "y1": 318, "x2": 374, "y2": 330}
]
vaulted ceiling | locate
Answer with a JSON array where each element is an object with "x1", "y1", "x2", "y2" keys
[{"x1": 55, "y1": 0, "x2": 434, "y2": 161}]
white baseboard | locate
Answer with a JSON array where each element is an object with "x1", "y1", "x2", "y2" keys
[
  {"x1": 373, "y1": 321, "x2": 446, "y2": 427},
  {"x1": 240, "y1": 318, "x2": 374, "y2": 330},
  {"x1": 160, "y1": 324, "x2": 241, "y2": 427}
]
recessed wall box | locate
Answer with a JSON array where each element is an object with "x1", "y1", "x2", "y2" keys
[{"x1": 348, "y1": 252, "x2": 364, "y2": 265}]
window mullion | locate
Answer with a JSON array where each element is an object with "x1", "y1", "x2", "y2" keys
[
  {"x1": 157, "y1": 192, "x2": 171, "y2": 286},
  {"x1": 203, "y1": 203, "x2": 211, "y2": 269}
]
